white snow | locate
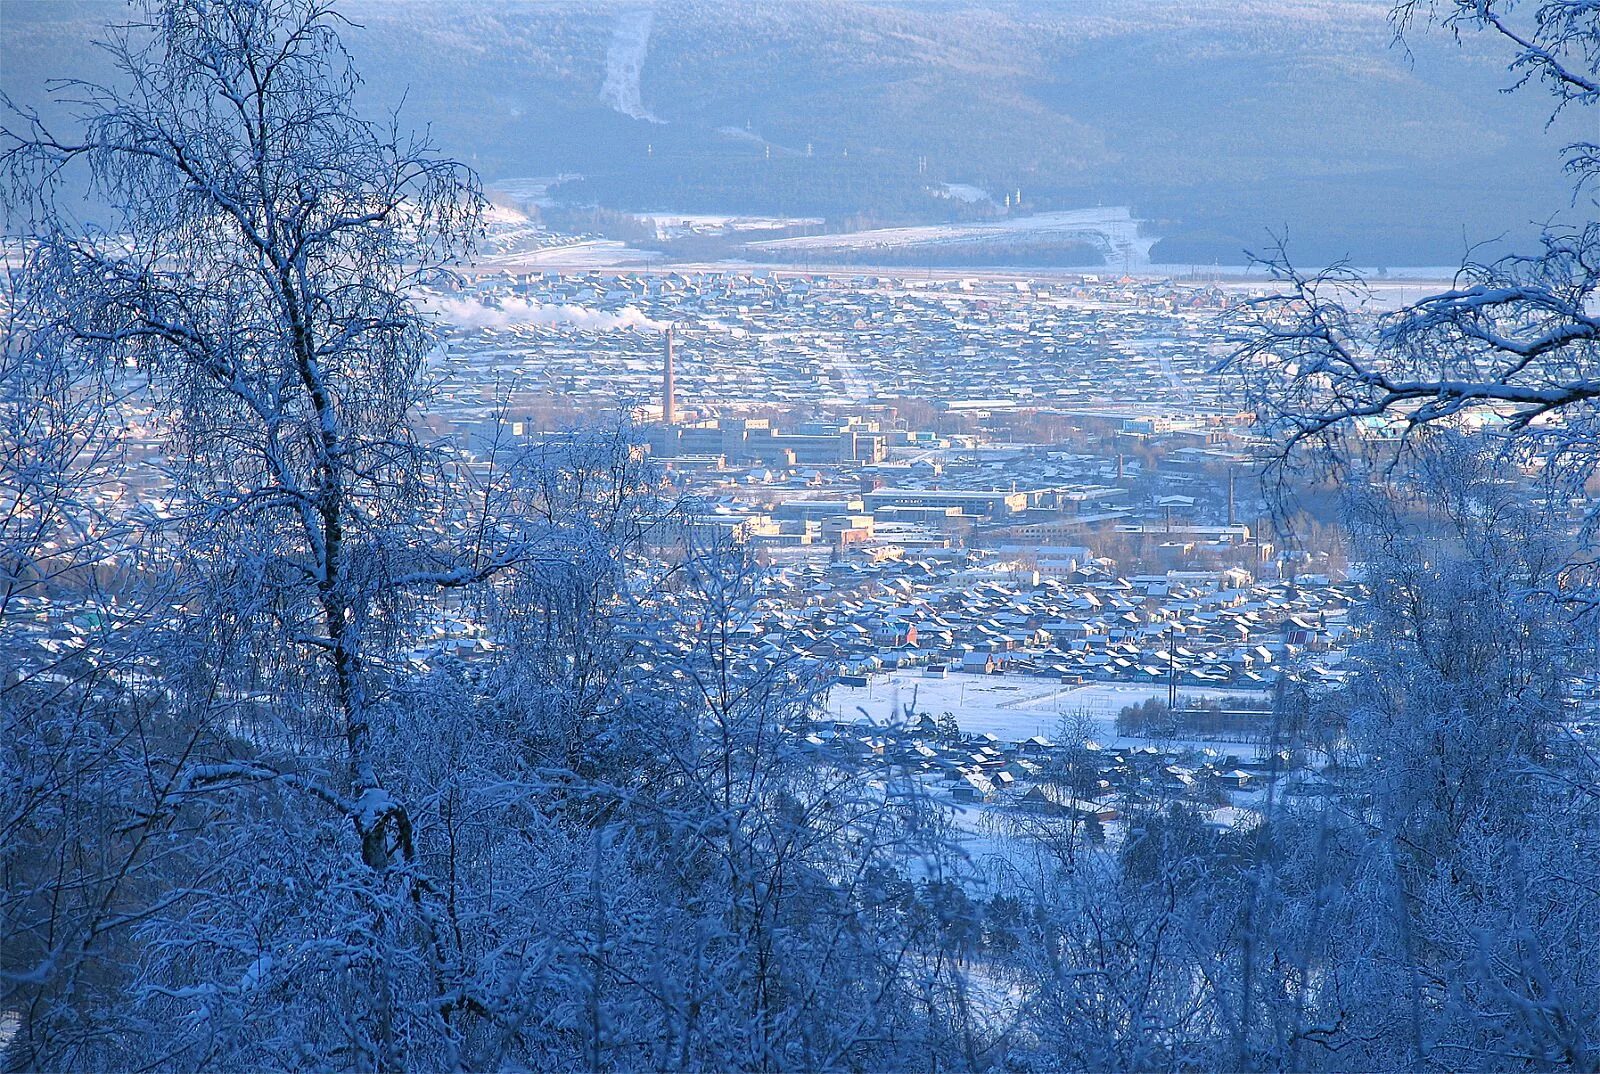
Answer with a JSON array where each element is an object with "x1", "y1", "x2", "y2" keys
[
  {"x1": 937, "y1": 183, "x2": 994, "y2": 204},
  {"x1": 487, "y1": 175, "x2": 582, "y2": 209},
  {"x1": 475, "y1": 239, "x2": 665, "y2": 269},
  {"x1": 627, "y1": 210, "x2": 825, "y2": 238},
  {"x1": 600, "y1": 7, "x2": 665, "y2": 124},
  {"x1": 716, "y1": 125, "x2": 766, "y2": 145},
  {"x1": 481, "y1": 203, "x2": 530, "y2": 226},
  {"x1": 424, "y1": 295, "x2": 669, "y2": 332},
  {"x1": 750, "y1": 207, "x2": 1159, "y2": 270},
  {"x1": 824, "y1": 670, "x2": 1270, "y2": 746}
]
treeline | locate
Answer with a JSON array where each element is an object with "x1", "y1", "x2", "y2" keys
[{"x1": 551, "y1": 154, "x2": 1000, "y2": 225}]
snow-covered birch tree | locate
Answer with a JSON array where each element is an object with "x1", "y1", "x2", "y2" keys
[
  {"x1": 1215, "y1": 4, "x2": 1600, "y2": 1048},
  {"x1": 1224, "y1": 3, "x2": 1600, "y2": 561},
  {"x1": 2, "y1": 0, "x2": 484, "y2": 871},
  {"x1": 0, "y1": 1, "x2": 508, "y2": 1065}
]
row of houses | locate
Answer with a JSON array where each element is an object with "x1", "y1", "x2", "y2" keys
[
  {"x1": 430, "y1": 268, "x2": 1247, "y2": 427},
  {"x1": 801, "y1": 715, "x2": 1316, "y2": 830},
  {"x1": 744, "y1": 552, "x2": 1356, "y2": 689}
]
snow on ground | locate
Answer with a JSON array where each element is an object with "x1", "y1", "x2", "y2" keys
[
  {"x1": 600, "y1": 7, "x2": 664, "y2": 124},
  {"x1": 482, "y1": 202, "x2": 531, "y2": 226},
  {"x1": 847, "y1": 675, "x2": 1283, "y2": 889},
  {"x1": 476, "y1": 206, "x2": 559, "y2": 260},
  {"x1": 627, "y1": 210, "x2": 825, "y2": 238},
  {"x1": 424, "y1": 294, "x2": 667, "y2": 332},
  {"x1": 750, "y1": 207, "x2": 1158, "y2": 269},
  {"x1": 825, "y1": 670, "x2": 1270, "y2": 747},
  {"x1": 715, "y1": 125, "x2": 766, "y2": 145},
  {"x1": 475, "y1": 239, "x2": 665, "y2": 268},
  {"x1": 937, "y1": 183, "x2": 994, "y2": 204},
  {"x1": 487, "y1": 175, "x2": 582, "y2": 209}
]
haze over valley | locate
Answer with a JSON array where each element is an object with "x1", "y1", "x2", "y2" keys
[{"x1": 5, "y1": 0, "x2": 1580, "y2": 267}]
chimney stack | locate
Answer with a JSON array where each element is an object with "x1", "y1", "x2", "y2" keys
[
  {"x1": 1226, "y1": 466, "x2": 1236, "y2": 527},
  {"x1": 662, "y1": 327, "x2": 676, "y2": 426}
]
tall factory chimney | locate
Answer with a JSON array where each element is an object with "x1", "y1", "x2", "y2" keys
[
  {"x1": 662, "y1": 327, "x2": 676, "y2": 426},
  {"x1": 1226, "y1": 466, "x2": 1236, "y2": 527}
]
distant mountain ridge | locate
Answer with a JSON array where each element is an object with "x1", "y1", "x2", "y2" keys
[{"x1": 2, "y1": 0, "x2": 1581, "y2": 265}]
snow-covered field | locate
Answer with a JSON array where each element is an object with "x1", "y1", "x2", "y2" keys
[
  {"x1": 628, "y1": 211, "x2": 825, "y2": 238},
  {"x1": 486, "y1": 175, "x2": 581, "y2": 209},
  {"x1": 937, "y1": 183, "x2": 994, "y2": 204},
  {"x1": 750, "y1": 207, "x2": 1158, "y2": 269},
  {"x1": 477, "y1": 238, "x2": 665, "y2": 268},
  {"x1": 825, "y1": 670, "x2": 1270, "y2": 745},
  {"x1": 424, "y1": 294, "x2": 667, "y2": 332},
  {"x1": 474, "y1": 202, "x2": 555, "y2": 260}
]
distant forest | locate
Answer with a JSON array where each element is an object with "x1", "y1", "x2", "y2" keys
[{"x1": 2, "y1": 0, "x2": 1584, "y2": 265}]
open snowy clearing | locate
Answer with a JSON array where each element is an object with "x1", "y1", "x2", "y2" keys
[
  {"x1": 627, "y1": 210, "x2": 826, "y2": 236},
  {"x1": 486, "y1": 175, "x2": 581, "y2": 206},
  {"x1": 937, "y1": 183, "x2": 994, "y2": 204},
  {"x1": 599, "y1": 6, "x2": 663, "y2": 123},
  {"x1": 825, "y1": 670, "x2": 1270, "y2": 746},
  {"x1": 475, "y1": 239, "x2": 665, "y2": 268},
  {"x1": 749, "y1": 207, "x2": 1159, "y2": 268}
]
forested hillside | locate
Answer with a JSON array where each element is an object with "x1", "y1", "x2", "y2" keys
[{"x1": 1, "y1": 0, "x2": 1582, "y2": 264}]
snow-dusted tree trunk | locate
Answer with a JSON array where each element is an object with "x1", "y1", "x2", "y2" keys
[
  {"x1": 3, "y1": 0, "x2": 483, "y2": 870},
  {"x1": 1, "y1": 2, "x2": 502, "y2": 1066}
]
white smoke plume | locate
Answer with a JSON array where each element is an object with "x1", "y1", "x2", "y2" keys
[{"x1": 427, "y1": 295, "x2": 669, "y2": 332}]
